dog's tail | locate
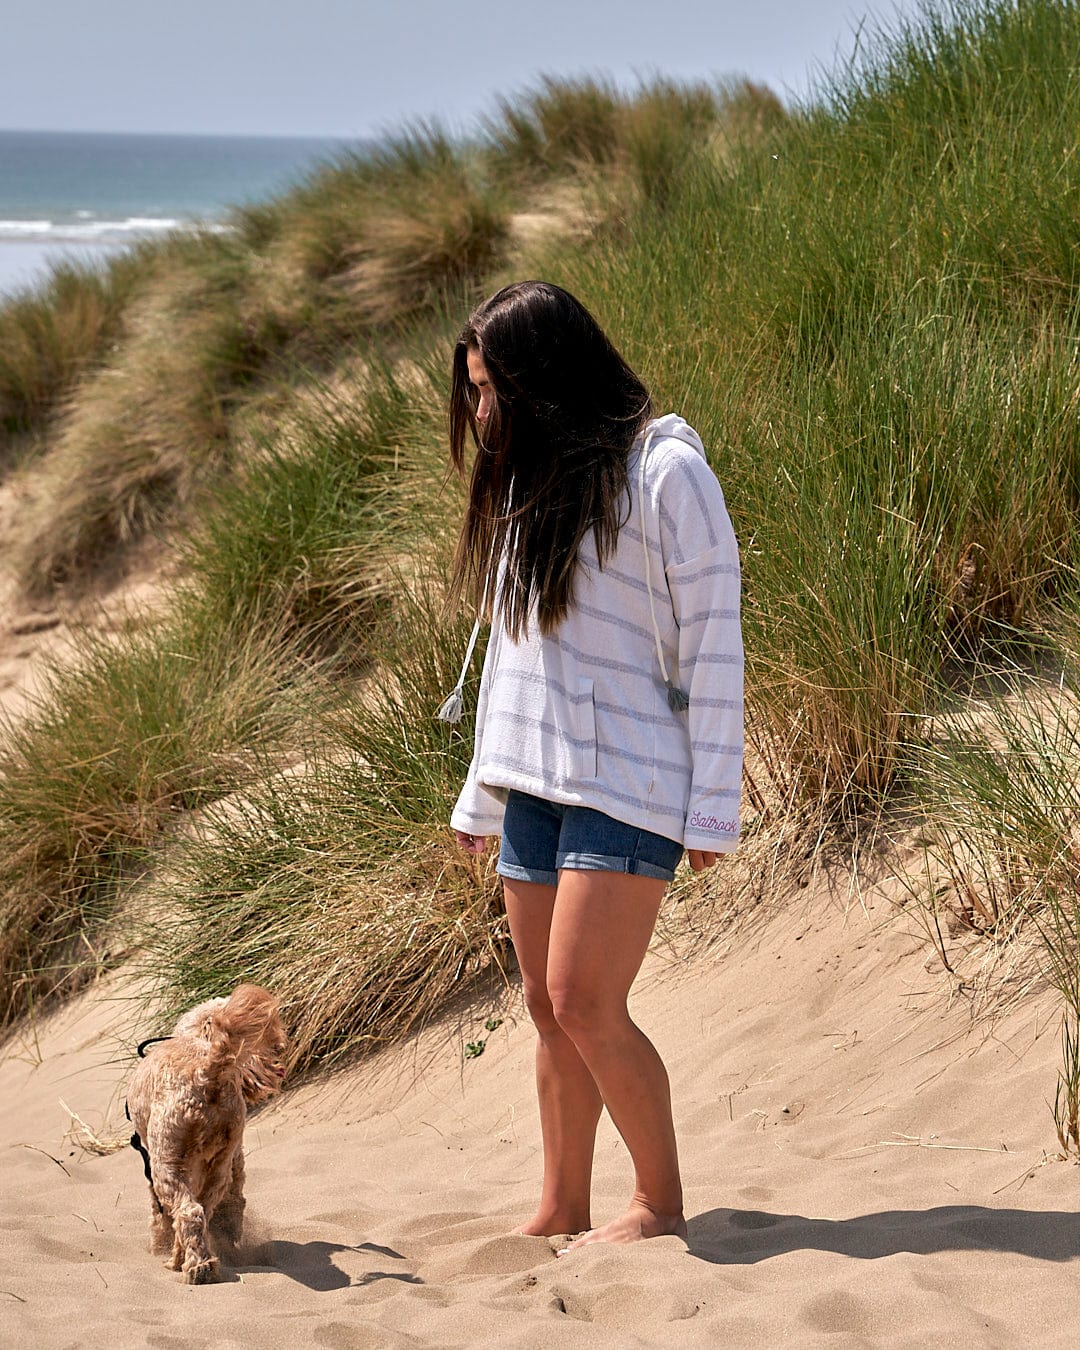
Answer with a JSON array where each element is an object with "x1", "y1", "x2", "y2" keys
[
  {"x1": 208, "y1": 984, "x2": 279, "y2": 1056},
  {"x1": 205, "y1": 984, "x2": 285, "y2": 1101}
]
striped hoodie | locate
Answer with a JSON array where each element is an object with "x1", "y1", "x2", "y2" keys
[{"x1": 449, "y1": 413, "x2": 744, "y2": 853}]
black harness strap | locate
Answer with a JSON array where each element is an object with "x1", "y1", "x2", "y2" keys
[
  {"x1": 126, "y1": 1034, "x2": 173, "y2": 1215},
  {"x1": 136, "y1": 1035, "x2": 173, "y2": 1057},
  {"x1": 125, "y1": 1107, "x2": 163, "y2": 1213}
]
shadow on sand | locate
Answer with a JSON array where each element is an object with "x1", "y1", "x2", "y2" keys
[
  {"x1": 228, "y1": 1239, "x2": 424, "y2": 1291},
  {"x1": 688, "y1": 1206, "x2": 1080, "y2": 1265}
]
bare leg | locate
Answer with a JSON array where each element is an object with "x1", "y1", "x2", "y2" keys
[
  {"x1": 503, "y1": 878, "x2": 603, "y2": 1237},
  {"x1": 547, "y1": 870, "x2": 686, "y2": 1249}
]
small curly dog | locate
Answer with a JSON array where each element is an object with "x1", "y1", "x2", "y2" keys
[{"x1": 126, "y1": 983, "x2": 288, "y2": 1284}]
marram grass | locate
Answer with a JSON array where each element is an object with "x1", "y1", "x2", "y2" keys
[
  {"x1": 910, "y1": 630, "x2": 1080, "y2": 1150},
  {"x1": 144, "y1": 810, "x2": 506, "y2": 1075},
  {"x1": 140, "y1": 581, "x2": 506, "y2": 1073},
  {"x1": 0, "y1": 252, "x2": 139, "y2": 443},
  {"x1": 542, "y1": 0, "x2": 1080, "y2": 804},
  {"x1": 0, "y1": 618, "x2": 312, "y2": 1026}
]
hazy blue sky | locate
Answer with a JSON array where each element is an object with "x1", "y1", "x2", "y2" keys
[{"x1": 3, "y1": 0, "x2": 927, "y2": 139}]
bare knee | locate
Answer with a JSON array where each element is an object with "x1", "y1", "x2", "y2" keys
[
  {"x1": 549, "y1": 984, "x2": 624, "y2": 1049},
  {"x1": 521, "y1": 979, "x2": 562, "y2": 1038}
]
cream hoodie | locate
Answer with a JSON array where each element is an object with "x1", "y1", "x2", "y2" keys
[{"x1": 449, "y1": 414, "x2": 743, "y2": 853}]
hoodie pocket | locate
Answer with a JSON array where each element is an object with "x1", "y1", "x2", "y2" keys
[{"x1": 573, "y1": 676, "x2": 598, "y2": 780}]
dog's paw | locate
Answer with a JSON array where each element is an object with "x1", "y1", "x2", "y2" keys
[{"x1": 183, "y1": 1258, "x2": 221, "y2": 1285}]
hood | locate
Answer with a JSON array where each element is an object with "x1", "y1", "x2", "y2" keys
[{"x1": 640, "y1": 413, "x2": 707, "y2": 462}]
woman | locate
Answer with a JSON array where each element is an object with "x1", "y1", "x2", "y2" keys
[{"x1": 444, "y1": 280, "x2": 743, "y2": 1249}]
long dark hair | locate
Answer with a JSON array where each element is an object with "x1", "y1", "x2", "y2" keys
[{"x1": 448, "y1": 280, "x2": 651, "y2": 639}]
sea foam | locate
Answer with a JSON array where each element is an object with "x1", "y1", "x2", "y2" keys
[{"x1": 0, "y1": 216, "x2": 191, "y2": 242}]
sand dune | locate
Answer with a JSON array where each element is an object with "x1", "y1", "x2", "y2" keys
[{"x1": 3, "y1": 885, "x2": 1078, "y2": 1347}]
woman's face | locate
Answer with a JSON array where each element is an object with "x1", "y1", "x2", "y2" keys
[{"x1": 467, "y1": 345, "x2": 495, "y2": 426}]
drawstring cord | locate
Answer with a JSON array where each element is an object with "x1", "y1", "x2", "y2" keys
[
  {"x1": 437, "y1": 425, "x2": 689, "y2": 721},
  {"x1": 437, "y1": 616, "x2": 482, "y2": 724}
]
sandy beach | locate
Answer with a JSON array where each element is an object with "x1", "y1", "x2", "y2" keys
[{"x1": 4, "y1": 877, "x2": 1079, "y2": 1348}]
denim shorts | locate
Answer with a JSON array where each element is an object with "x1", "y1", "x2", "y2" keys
[{"x1": 496, "y1": 790, "x2": 684, "y2": 887}]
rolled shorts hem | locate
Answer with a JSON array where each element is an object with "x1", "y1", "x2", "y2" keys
[
  {"x1": 496, "y1": 852, "x2": 678, "y2": 886},
  {"x1": 558, "y1": 850, "x2": 678, "y2": 881},
  {"x1": 496, "y1": 859, "x2": 559, "y2": 887}
]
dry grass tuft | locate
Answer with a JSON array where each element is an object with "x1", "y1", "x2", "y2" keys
[
  {"x1": 0, "y1": 618, "x2": 307, "y2": 1028},
  {"x1": 60, "y1": 1099, "x2": 128, "y2": 1156},
  {"x1": 340, "y1": 171, "x2": 510, "y2": 328},
  {"x1": 0, "y1": 256, "x2": 138, "y2": 446},
  {"x1": 11, "y1": 241, "x2": 279, "y2": 596}
]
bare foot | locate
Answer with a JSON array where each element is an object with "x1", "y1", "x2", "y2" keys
[
  {"x1": 558, "y1": 1201, "x2": 687, "y2": 1252},
  {"x1": 513, "y1": 1210, "x2": 591, "y2": 1238}
]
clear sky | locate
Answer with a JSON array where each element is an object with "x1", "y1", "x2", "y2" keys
[{"x1": 3, "y1": 0, "x2": 927, "y2": 140}]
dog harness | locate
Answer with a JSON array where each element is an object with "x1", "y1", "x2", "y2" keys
[{"x1": 126, "y1": 1035, "x2": 172, "y2": 1215}]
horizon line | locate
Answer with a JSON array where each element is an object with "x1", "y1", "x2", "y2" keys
[{"x1": 0, "y1": 126, "x2": 365, "y2": 143}]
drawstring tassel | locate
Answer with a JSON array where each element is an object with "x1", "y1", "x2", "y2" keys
[
  {"x1": 665, "y1": 679, "x2": 690, "y2": 712},
  {"x1": 436, "y1": 689, "x2": 465, "y2": 724},
  {"x1": 437, "y1": 617, "x2": 482, "y2": 724}
]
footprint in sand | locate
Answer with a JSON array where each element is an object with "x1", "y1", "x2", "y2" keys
[{"x1": 427, "y1": 1234, "x2": 554, "y2": 1280}]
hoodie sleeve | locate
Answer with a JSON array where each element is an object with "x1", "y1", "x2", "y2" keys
[
  {"x1": 449, "y1": 760, "x2": 508, "y2": 837},
  {"x1": 659, "y1": 451, "x2": 744, "y2": 854},
  {"x1": 448, "y1": 626, "x2": 509, "y2": 838}
]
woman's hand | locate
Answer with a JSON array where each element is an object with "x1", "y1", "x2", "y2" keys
[
  {"x1": 687, "y1": 850, "x2": 717, "y2": 872},
  {"x1": 454, "y1": 829, "x2": 488, "y2": 855}
]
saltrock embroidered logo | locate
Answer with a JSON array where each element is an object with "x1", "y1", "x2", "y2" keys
[{"x1": 689, "y1": 812, "x2": 738, "y2": 833}]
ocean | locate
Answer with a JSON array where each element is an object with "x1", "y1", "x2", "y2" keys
[{"x1": 0, "y1": 129, "x2": 350, "y2": 298}]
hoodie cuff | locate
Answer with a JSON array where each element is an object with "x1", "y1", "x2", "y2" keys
[
  {"x1": 683, "y1": 804, "x2": 740, "y2": 853},
  {"x1": 450, "y1": 776, "x2": 507, "y2": 837}
]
